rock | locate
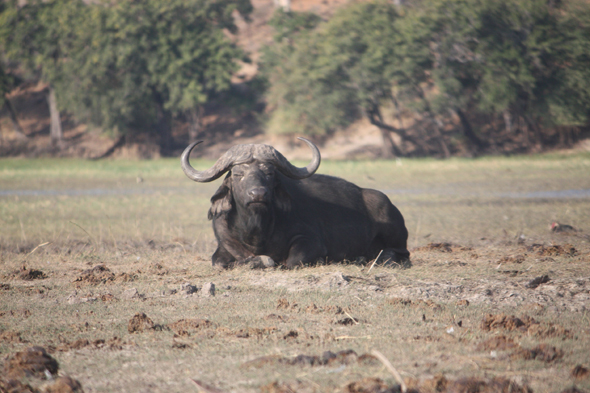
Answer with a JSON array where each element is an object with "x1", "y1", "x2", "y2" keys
[
  {"x1": 550, "y1": 222, "x2": 577, "y2": 233},
  {"x1": 246, "y1": 255, "x2": 275, "y2": 269},
  {"x1": 326, "y1": 272, "x2": 350, "y2": 288},
  {"x1": 180, "y1": 283, "x2": 198, "y2": 295},
  {"x1": 201, "y1": 282, "x2": 215, "y2": 297},
  {"x1": 121, "y1": 288, "x2": 141, "y2": 300},
  {"x1": 526, "y1": 275, "x2": 551, "y2": 289}
]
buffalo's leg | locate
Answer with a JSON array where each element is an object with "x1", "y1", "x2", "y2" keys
[
  {"x1": 285, "y1": 237, "x2": 327, "y2": 269},
  {"x1": 362, "y1": 189, "x2": 410, "y2": 264},
  {"x1": 378, "y1": 248, "x2": 411, "y2": 268},
  {"x1": 212, "y1": 245, "x2": 236, "y2": 269}
]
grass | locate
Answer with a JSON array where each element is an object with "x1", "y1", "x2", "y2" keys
[{"x1": 1, "y1": 153, "x2": 590, "y2": 392}]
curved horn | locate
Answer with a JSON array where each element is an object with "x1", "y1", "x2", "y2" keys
[
  {"x1": 181, "y1": 141, "x2": 234, "y2": 183},
  {"x1": 274, "y1": 137, "x2": 321, "y2": 179}
]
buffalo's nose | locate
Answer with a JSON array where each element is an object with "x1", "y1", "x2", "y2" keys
[{"x1": 248, "y1": 187, "x2": 268, "y2": 201}]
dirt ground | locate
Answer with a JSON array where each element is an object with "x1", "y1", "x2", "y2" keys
[
  {"x1": 1, "y1": 154, "x2": 590, "y2": 392},
  {"x1": 1, "y1": 237, "x2": 589, "y2": 393}
]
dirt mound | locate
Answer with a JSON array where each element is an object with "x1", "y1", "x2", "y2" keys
[
  {"x1": 559, "y1": 388, "x2": 588, "y2": 393},
  {"x1": 55, "y1": 337, "x2": 125, "y2": 351},
  {"x1": 242, "y1": 349, "x2": 375, "y2": 369},
  {"x1": 168, "y1": 319, "x2": 213, "y2": 336},
  {"x1": 114, "y1": 272, "x2": 138, "y2": 283},
  {"x1": 387, "y1": 297, "x2": 443, "y2": 311},
  {"x1": 147, "y1": 263, "x2": 168, "y2": 275},
  {"x1": 305, "y1": 303, "x2": 343, "y2": 314},
  {"x1": 572, "y1": 365, "x2": 590, "y2": 380},
  {"x1": 413, "y1": 243, "x2": 472, "y2": 253},
  {"x1": 480, "y1": 313, "x2": 573, "y2": 344},
  {"x1": 99, "y1": 293, "x2": 117, "y2": 302},
  {"x1": 527, "y1": 322, "x2": 573, "y2": 339},
  {"x1": 480, "y1": 314, "x2": 536, "y2": 332},
  {"x1": 264, "y1": 313, "x2": 288, "y2": 322},
  {"x1": 343, "y1": 377, "x2": 391, "y2": 393},
  {"x1": 127, "y1": 313, "x2": 155, "y2": 333},
  {"x1": 261, "y1": 380, "x2": 315, "y2": 393},
  {"x1": 476, "y1": 335, "x2": 518, "y2": 351},
  {"x1": 4, "y1": 346, "x2": 59, "y2": 379},
  {"x1": 18, "y1": 267, "x2": 47, "y2": 281},
  {"x1": 276, "y1": 298, "x2": 299, "y2": 311},
  {"x1": 510, "y1": 344, "x2": 564, "y2": 362},
  {"x1": 528, "y1": 244, "x2": 577, "y2": 257},
  {"x1": 44, "y1": 376, "x2": 84, "y2": 393},
  {"x1": 0, "y1": 379, "x2": 37, "y2": 393},
  {"x1": 74, "y1": 265, "x2": 115, "y2": 285},
  {"x1": 0, "y1": 330, "x2": 27, "y2": 344},
  {"x1": 498, "y1": 254, "x2": 526, "y2": 264},
  {"x1": 4, "y1": 266, "x2": 47, "y2": 281},
  {"x1": 405, "y1": 374, "x2": 533, "y2": 393},
  {"x1": 235, "y1": 327, "x2": 278, "y2": 339}
]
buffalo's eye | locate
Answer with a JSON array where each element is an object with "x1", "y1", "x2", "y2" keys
[{"x1": 232, "y1": 171, "x2": 244, "y2": 178}]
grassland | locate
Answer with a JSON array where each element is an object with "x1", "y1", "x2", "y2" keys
[{"x1": 1, "y1": 153, "x2": 590, "y2": 393}]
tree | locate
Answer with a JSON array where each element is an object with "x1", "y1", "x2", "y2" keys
[
  {"x1": 262, "y1": 0, "x2": 590, "y2": 157},
  {"x1": 401, "y1": 0, "x2": 590, "y2": 153},
  {"x1": 63, "y1": 0, "x2": 253, "y2": 152},
  {"x1": 0, "y1": 0, "x2": 70, "y2": 145},
  {"x1": 0, "y1": 0, "x2": 253, "y2": 153},
  {"x1": 0, "y1": 63, "x2": 27, "y2": 140},
  {"x1": 263, "y1": 3, "x2": 416, "y2": 157}
]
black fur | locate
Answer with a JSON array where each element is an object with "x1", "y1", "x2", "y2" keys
[{"x1": 207, "y1": 162, "x2": 409, "y2": 269}]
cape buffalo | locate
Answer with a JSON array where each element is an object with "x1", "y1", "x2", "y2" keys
[{"x1": 181, "y1": 138, "x2": 409, "y2": 268}]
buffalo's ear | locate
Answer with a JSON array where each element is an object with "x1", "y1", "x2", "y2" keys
[
  {"x1": 274, "y1": 182, "x2": 291, "y2": 212},
  {"x1": 208, "y1": 175, "x2": 233, "y2": 219}
]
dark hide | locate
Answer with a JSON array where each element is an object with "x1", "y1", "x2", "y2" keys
[{"x1": 208, "y1": 166, "x2": 409, "y2": 269}]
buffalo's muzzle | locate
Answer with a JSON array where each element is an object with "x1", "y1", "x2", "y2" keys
[{"x1": 248, "y1": 187, "x2": 269, "y2": 204}]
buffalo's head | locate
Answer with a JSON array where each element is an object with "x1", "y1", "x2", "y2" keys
[{"x1": 181, "y1": 138, "x2": 321, "y2": 218}]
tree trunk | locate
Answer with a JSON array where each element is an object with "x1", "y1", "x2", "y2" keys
[
  {"x1": 427, "y1": 112, "x2": 450, "y2": 158},
  {"x1": 188, "y1": 106, "x2": 203, "y2": 142},
  {"x1": 378, "y1": 128, "x2": 401, "y2": 158},
  {"x1": 503, "y1": 110, "x2": 512, "y2": 134},
  {"x1": 154, "y1": 97, "x2": 172, "y2": 154},
  {"x1": 413, "y1": 85, "x2": 450, "y2": 158},
  {"x1": 47, "y1": 87, "x2": 63, "y2": 146},
  {"x1": 454, "y1": 108, "x2": 485, "y2": 154},
  {"x1": 365, "y1": 106, "x2": 402, "y2": 158},
  {"x1": 525, "y1": 116, "x2": 543, "y2": 150},
  {"x1": 3, "y1": 97, "x2": 27, "y2": 139}
]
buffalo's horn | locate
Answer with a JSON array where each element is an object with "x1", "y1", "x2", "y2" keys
[
  {"x1": 181, "y1": 141, "x2": 234, "y2": 183},
  {"x1": 181, "y1": 137, "x2": 321, "y2": 183},
  {"x1": 273, "y1": 137, "x2": 321, "y2": 179}
]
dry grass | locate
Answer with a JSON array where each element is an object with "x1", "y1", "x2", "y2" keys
[{"x1": 1, "y1": 153, "x2": 590, "y2": 392}]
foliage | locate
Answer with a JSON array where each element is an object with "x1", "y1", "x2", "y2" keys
[
  {"x1": 262, "y1": 0, "x2": 590, "y2": 155},
  {"x1": 261, "y1": 3, "x2": 401, "y2": 137},
  {"x1": 0, "y1": 0, "x2": 253, "y2": 145},
  {"x1": 421, "y1": 0, "x2": 590, "y2": 126}
]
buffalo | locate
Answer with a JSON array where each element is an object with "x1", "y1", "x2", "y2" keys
[{"x1": 181, "y1": 138, "x2": 409, "y2": 268}]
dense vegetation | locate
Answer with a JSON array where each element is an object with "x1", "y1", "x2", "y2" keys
[
  {"x1": 0, "y1": 0, "x2": 252, "y2": 151},
  {"x1": 262, "y1": 0, "x2": 590, "y2": 157},
  {"x1": 1, "y1": 0, "x2": 590, "y2": 156}
]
